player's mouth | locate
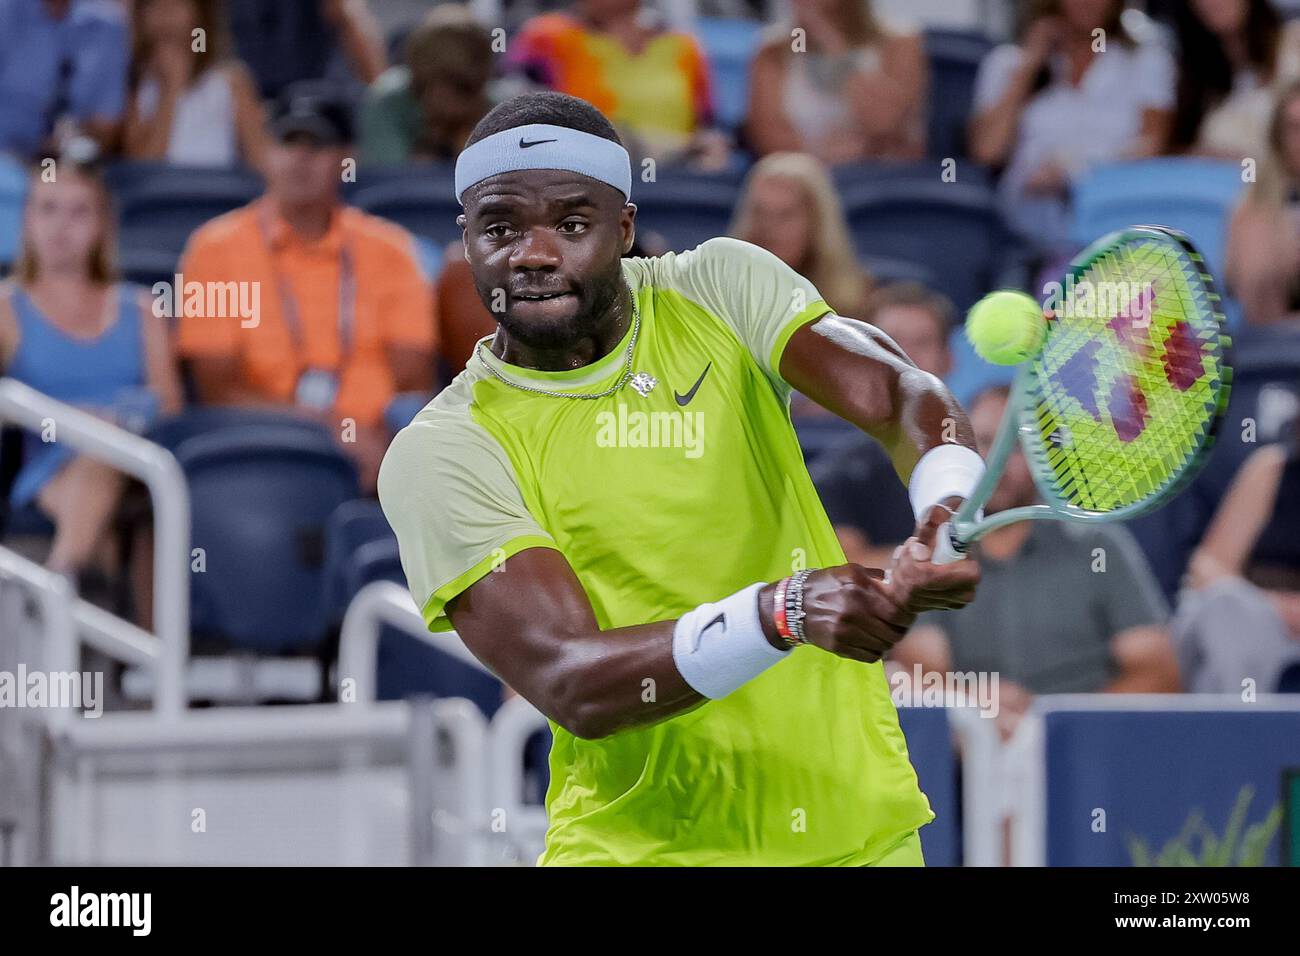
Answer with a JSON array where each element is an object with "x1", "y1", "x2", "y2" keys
[
  {"x1": 514, "y1": 291, "x2": 572, "y2": 301},
  {"x1": 511, "y1": 290, "x2": 576, "y2": 316}
]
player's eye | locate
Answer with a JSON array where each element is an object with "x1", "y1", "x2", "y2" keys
[
  {"x1": 557, "y1": 219, "x2": 588, "y2": 235},
  {"x1": 484, "y1": 223, "x2": 514, "y2": 240}
]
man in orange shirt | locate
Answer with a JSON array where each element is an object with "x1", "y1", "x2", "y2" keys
[{"x1": 177, "y1": 81, "x2": 436, "y2": 491}]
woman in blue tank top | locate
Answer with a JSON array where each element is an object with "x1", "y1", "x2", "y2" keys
[{"x1": 0, "y1": 160, "x2": 183, "y2": 582}]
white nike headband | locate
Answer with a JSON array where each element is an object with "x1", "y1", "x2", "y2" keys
[{"x1": 454, "y1": 123, "x2": 633, "y2": 205}]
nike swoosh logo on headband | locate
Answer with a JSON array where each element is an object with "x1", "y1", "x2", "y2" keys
[{"x1": 519, "y1": 137, "x2": 558, "y2": 148}]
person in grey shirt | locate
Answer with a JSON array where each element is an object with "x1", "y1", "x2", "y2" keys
[{"x1": 893, "y1": 385, "x2": 1179, "y2": 739}]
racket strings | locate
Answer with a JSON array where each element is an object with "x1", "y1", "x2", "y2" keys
[{"x1": 1026, "y1": 235, "x2": 1228, "y2": 514}]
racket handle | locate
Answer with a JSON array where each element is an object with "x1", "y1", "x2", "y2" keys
[{"x1": 931, "y1": 522, "x2": 968, "y2": 565}]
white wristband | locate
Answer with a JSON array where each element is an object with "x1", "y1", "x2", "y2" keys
[
  {"x1": 908, "y1": 444, "x2": 986, "y2": 522},
  {"x1": 672, "y1": 582, "x2": 789, "y2": 700}
]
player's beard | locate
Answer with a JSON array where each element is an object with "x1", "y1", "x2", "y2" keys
[{"x1": 489, "y1": 257, "x2": 627, "y2": 353}]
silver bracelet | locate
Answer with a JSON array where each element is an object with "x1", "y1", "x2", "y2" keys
[{"x1": 784, "y1": 569, "x2": 814, "y2": 644}]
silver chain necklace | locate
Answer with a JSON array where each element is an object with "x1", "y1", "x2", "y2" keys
[{"x1": 475, "y1": 297, "x2": 644, "y2": 400}]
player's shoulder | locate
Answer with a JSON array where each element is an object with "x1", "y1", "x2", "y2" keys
[
  {"x1": 378, "y1": 375, "x2": 503, "y2": 488},
  {"x1": 629, "y1": 236, "x2": 780, "y2": 287}
]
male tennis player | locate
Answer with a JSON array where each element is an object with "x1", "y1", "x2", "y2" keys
[{"x1": 379, "y1": 91, "x2": 984, "y2": 866}]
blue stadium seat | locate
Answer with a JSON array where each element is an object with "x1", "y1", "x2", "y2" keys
[
  {"x1": 839, "y1": 177, "x2": 1003, "y2": 312},
  {"x1": 117, "y1": 246, "x2": 181, "y2": 290},
  {"x1": 923, "y1": 29, "x2": 995, "y2": 160},
  {"x1": 145, "y1": 407, "x2": 332, "y2": 453},
  {"x1": 630, "y1": 169, "x2": 742, "y2": 253},
  {"x1": 174, "y1": 425, "x2": 359, "y2": 653},
  {"x1": 1193, "y1": 321, "x2": 1300, "y2": 505},
  {"x1": 384, "y1": 391, "x2": 431, "y2": 434},
  {"x1": 323, "y1": 498, "x2": 397, "y2": 619},
  {"x1": 860, "y1": 253, "x2": 939, "y2": 289},
  {"x1": 695, "y1": 17, "x2": 764, "y2": 133},
  {"x1": 349, "y1": 174, "x2": 463, "y2": 251},
  {"x1": 115, "y1": 165, "x2": 263, "y2": 261},
  {"x1": 322, "y1": 499, "x2": 504, "y2": 715},
  {"x1": 1069, "y1": 158, "x2": 1244, "y2": 283},
  {"x1": 0, "y1": 154, "x2": 26, "y2": 269}
]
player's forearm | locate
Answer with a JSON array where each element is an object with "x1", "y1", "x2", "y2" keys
[
  {"x1": 781, "y1": 317, "x2": 976, "y2": 481},
  {"x1": 537, "y1": 622, "x2": 706, "y2": 738}
]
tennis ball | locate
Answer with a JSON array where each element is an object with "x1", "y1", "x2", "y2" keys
[{"x1": 965, "y1": 290, "x2": 1048, "y2": 366}]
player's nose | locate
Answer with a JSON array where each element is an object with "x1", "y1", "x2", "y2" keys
[{"x1": 509, "y1": 226, "x2": 564, "y2": 270}]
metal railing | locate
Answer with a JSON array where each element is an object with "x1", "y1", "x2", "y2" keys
[{"x1": 0, "y1": 377, "x2": 190, "y2": 716}]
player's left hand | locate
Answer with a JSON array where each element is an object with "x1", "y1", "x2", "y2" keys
[{"x1": 884, "y1": 502, "x2": 981, "y2": 613}]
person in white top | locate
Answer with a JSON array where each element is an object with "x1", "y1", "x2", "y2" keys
[
  {"x1": 1165, "y1": 0, "x2": 1300, "y2": 160},
  {"x1": 1225, "y1": 79, "x2": 1300, "y2": 326},
  {"x1": 968, "y1": 0, "x2": 1175, "y2": 257},
  {"x1": 745, "y1": 0, "x2": 927, "y2": 165},
  {"x1": 122, "y1": 0, "x2": 269, "y2": 170}
]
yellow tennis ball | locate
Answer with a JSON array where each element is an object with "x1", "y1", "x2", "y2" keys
[{"x1": 965, "y1": 290, "x2": 1047, "y2": 365}]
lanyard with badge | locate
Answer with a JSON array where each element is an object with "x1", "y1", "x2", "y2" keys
[{"x1": 257, "y1": 204, "x2": 356, "y2": 413}]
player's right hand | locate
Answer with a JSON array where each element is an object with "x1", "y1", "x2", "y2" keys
[{"x1": 760, "y1": 565, "x2": 915, "y2": 664}]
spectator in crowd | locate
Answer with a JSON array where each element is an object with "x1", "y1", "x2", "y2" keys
[
  {"x1": 745, "y1": 0, "x2": 927, "y2": 165},
  {"x1": 810, "y1": 282, "x2": 954, "y2": 568},
  {"x1": 0, "y1": 0, "x2": 130, "y2": 161},
  {"x1": 893, "y1": 384, "x2": 1178, "y2": 740},
  {"x1": 507, "y1": 0, "x2": 732, "y2": 170},
  {"x1": 226, "y1": 0, "x2": 386, "y2": 101},
  {"x1": 968, "y1": 0, "x2": 1175, "y2": 259},
  {"x1": 1226, "y1": 79, "x2": 1300, "y2": 326},
  {"x1": 176, "y1": 82, "x2": 436, "y2": 493},
  {"x1": 728, "y1": 151, "x2": 873, "y2": 318},
  {"x1": 122, "y1": 0, "x2": 270, "y2": 169},
  {"x1": 1163, "y1": 0, "x2": 1300, "y2": 159},
  {"x1": 1174, "y1": 417, "x2": 1300, "y2": 693},
  {"x1": 359, "y1": 5, "x2": 503, "y2": 165},
  {"x1": 0, "y1": 158, "x2": 183, "y2": 603}
]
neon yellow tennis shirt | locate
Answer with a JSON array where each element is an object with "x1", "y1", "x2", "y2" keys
[{"x1": 378, "y1": 237, "x2": 933, "y2": 865}]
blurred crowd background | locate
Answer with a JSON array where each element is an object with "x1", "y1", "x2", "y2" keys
[{"x1": 0, "y1": 0, "x2": 1298, "y2": 732}]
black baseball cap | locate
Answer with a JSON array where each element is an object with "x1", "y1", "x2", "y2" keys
[{"x1": 270, "y1": 81, "x2": 355, "y2": 146}]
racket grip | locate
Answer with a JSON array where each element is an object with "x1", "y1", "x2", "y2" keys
[{"x1": 931, "y1": 522, "x2": 968, "y2": 565}]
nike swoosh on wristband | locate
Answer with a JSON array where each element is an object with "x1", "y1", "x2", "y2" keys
[
  {"x1": 674, "y1": 362, "x2": 712, "y2": 406},
  {"x1": 519, "y1": 137, "x2": 557, "y2": 148}
]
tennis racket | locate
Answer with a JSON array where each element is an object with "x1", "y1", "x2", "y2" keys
[{"x1": 933, "y1": 224, "x2": 1232, "y2": 564}]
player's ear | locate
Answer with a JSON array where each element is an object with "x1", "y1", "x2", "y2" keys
[{"x1": 621, "y1": 202, "x2": 637, "y2": 254}]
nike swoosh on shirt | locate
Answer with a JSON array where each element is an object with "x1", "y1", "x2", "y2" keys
[
  {"x1": 519, "y1": 137, "x2": 557, "y2": 148},
  {"x1": 674, "y1": 362, "x2": 713, "y2": 406}
]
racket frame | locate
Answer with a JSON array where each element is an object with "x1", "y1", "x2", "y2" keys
[{"x1": 938, "y1": 224, "x2": 1232, "y2": 559}]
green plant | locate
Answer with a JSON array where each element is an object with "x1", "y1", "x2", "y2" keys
[{"x1": 1126, "y1": 784, "x2": 1282, "y2": 867}]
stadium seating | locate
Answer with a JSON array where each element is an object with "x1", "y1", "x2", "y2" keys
[
  {"x1": 629, "y1": 169, "x2": 742, "y2": 253},
  {"x1": 349, "y1": 170, "x2": 463, "y2": 252},
  {"x1": 113, "y1": 164, "x2": 263, "y2": 265},
  {"x1": 0, "y1": 153, "x2": 26, "y2": 269},
  {"x1": 322, "y1": 498, "x2": 503, "y2": 714},
  {"x1": 1069, "y1": 158, "x2": 1245, "y2": 283},
  {"x1": 922, "y1": 29, "x2": 995, "y2": 160},
  {"x1": 170, "y1": 421, "x2": 359, "y2": 654},
  {"x1": 1193, "y1": 321, "x2": 1300, "y2": 505},
  {"x1": 695, "y1": 16, "x2": 765, "y2": 134},
  {"x1": 838, "y1": 175, "x2": 1004, "y2": 312}
]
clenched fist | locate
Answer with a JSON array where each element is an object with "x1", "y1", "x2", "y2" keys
[{"x1": 758, "y1": 504, "x2": 981, "y2": 663}]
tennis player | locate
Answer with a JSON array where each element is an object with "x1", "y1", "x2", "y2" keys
[{"x1": 379, "y1": 91, "x2": 984, "y2": 866}]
